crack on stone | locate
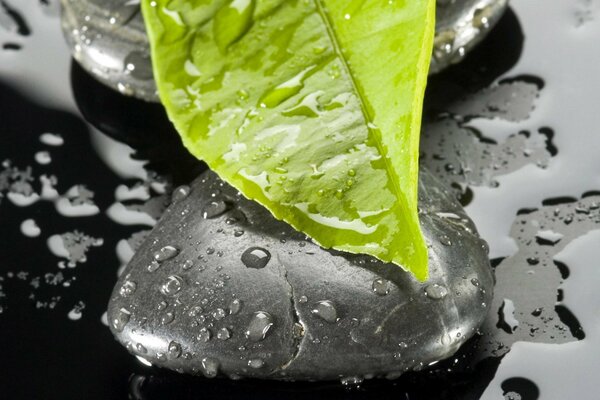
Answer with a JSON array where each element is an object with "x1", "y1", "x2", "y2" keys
[{"x1": 276, "y1": 260, "x2": 305, "y2": 372}]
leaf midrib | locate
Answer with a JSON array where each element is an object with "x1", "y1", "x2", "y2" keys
[{"x1": 312, "y1": 0, "x2": 409, "y2": 226}]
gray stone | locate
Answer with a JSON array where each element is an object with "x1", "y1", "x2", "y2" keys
[
  {"x1": 107, "y1": 169, "x2": 493, "y2": 381},
  {"x1": 431, "y1": 0, "x2": 509, "y2": 74},
  {"x1": 60, "y1": 0, "x2": 508, "y2": 101}
]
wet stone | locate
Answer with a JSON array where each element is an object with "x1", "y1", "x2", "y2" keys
[
  {"x1": 61, "y1": 0, "x2": 508, "y2": 101},
  {"x1": 107, "y1": 169, "x2": 493, "y2": 380}
]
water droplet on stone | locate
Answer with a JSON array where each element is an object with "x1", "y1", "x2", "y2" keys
[
  {"x1": 198, "y1": 327, "x2": 212, "y2": 342},
  {"x1": 372, "y1": 278, "x2": 391, "y2": 296},
  {"x1": 202, "y1": 199, "x2": 228, "y2": 219},
  {"x1": 311, "y1": 300, "x2": 338, "y2": 323},
  {"x1": 172, "y1": 185, "x2": 191, "y2": 203},
  {"x1": 212, "y1": 308, "x2": 226, "y2": 320},
  {"x1": 157, "y1": 300, "x2": 168, "y2": 311},
  {"x1": 229, "y1": 299, "x2": 242, "y2": 315},
  {"x1": 154, "y1": 245, "x2": 180, "y2": 262},
  {"x1": 471, "y1": 278, "x2": 480, "y2": 286},
  {"x1": 136, "y1": 343, "x2": 147, "y2": 354},
  {"x1": 201, "y1": 357, "x2": 220, "y2": 378},
  {"x1": 182, "y1": 260, "x2": 194, "y2": 270},
  {"x1": 217, "y1": 327, "x2": 231, "y2": 340},
  {"x1": 234, "y1": 229, "x2": 244, "y2": 237},
  {"x1": 124, "y1": 51, "x2": 153, "y2": 80},
  {"x1": 241, "y1": 247, "x2": 271, "y2": 269},
  {"x1": 188, "y1": 305, "x2": 203, "y2": 317},
  {"x1": 440, "y1": 235, "x2": 452, "y2": 246},
  {"x1": 341, "y1": 376, "x2": 364, "y2": 387},
  {"x1": 299, "y1": 295, "x2": 308, "y2": 303},
  {"x1": 245, "y1": 311, "x2": 274, "y2": 342},
  {"x1": 147, "y1": 260, "x2": 160, "y2": 272},
  {"x1": 425, "y1": 284, "x2": 448, "y2": 300},
  {"x1": 119, "y1": 280, "x2": 137, "y2": 297},
  {"x1": 531, "y1": 307, "x2": 543, "y2": 317},
  {"x1": 167, "y1": 341, "x2": 182, "y2": 360},
  {"x1": 161, "y1": 275, "x2": 184, "y2": 296},
  {"x1": 112, "y1": 308, "x2": 131, "y2": 332},
  {"x1": 161, "y1": 312, "x2": 175, "y2": 325},
  {"x1": 248, "y1": 358, "x2": 264, "y2": 369}
]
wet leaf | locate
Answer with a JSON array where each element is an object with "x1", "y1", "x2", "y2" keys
[{"x1": 142, "y1": 0, "x2": 435, "y2": 280}]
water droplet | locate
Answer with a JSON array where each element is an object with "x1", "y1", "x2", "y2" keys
[
  {"x1": 341, "y1": 376, "x2": 364, "y2": 387},
  {"x1": 154, "y1": 245, "x2": 180, "y2": 262},
  {"x1": 526, "y1": 257, "x2": 540, "y2": 265},
  {"x1": 112, "y1": 308, "x2": 131, "y2": 332},
  {"x1": 217, "y1": 327, "x2": 231, "y2": 340},
  {"x1": 241, "y1": 247, "x2": 271, "y2": 269},
  {"x1": 299, "y1": 295, "x2": 308, "y2": 303},
  {"x1": 202, "y1": 199, "x2": 228, "y2": 219},
  {"x1": 425, "y1": 284, "x2": 448, "y2": 300},
  {"x1": 201, "y1": 357, "x2": 220, "y2": 378},
  {"x1": 157, "y1": 300, "x2": 168, "y2": 311},
  {"x1": 439, "y1": 235, "x2": 452, "y2": 246},
  {"x1": 172, "y1": 185, "x2": 191, "y2": 202},
  {"x1": 147, "y1": 260, "x2": 160, "y2": 272},
  {"x1": 212, "y1": 308, "x2": 226, "y2": 320},
  {"x1": 136, "y1": 343, "x2": 147, "y2": 354},
  {"x1": 245, "y1": 311, "x2": 274, "y2": 342},
  {"x1": 311, "y1": 300, "x2": 338, "y2": 323},
  {"x1": 188, "y1": 305, "x2": 203, "y2": 317},
  {"x1": 372, "y1": 278, "x2": 391, "y2": 296},
  {"x1": 119, "y1": 280, "x2": 137, "y2": 297},
  {"x1": 182, "y1": 260, "x2": 194, "y2": 270},
  {"x1": 248, "y1": 358, "x2": 264, "y2": 369},
  {"x1": 124, "y1": 51, "x2": 153, "y2": 80},
  {"x1": 234, "y1": 229, "x2": 244, "y2": 237},
  {"x1": 229, "y1": 299, "x2": 243, "y2": 315},
  {"x1": 161, "y1": 275, "x2": 184, "y2": 296},
  {"x1": 198, "y1": 328, "x2": 212, "y2": 342},
  {"x1": 213, "y1": 0, "x2": 256, "y2": 52},
  {"x1": 167, "y1": 341, "x2": 182, "y2": 360},
  {"x1": 471, "y1": 278, "x2": 480, "y2": 286},
  {"x1": 161, "y1": 312, "x2": 175, "y2": 325}
]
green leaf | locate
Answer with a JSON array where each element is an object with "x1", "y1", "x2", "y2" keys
[{"x1": 142, "y1": 0, "x2": 436, "y2": 281}]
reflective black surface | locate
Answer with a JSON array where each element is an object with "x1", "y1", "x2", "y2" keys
[{"x1": 0, "y1": 8, "x2": 529, "y2": 400}]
